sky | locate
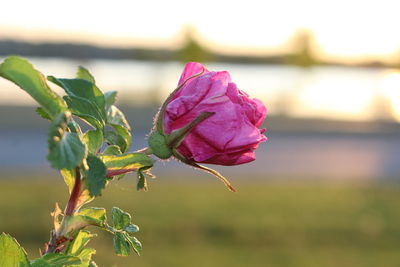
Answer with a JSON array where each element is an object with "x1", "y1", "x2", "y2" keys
[{"x1": 1, "y1": 0, "x2": 400, "y2": 62}]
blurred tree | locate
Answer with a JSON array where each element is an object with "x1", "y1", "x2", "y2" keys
[
  {"x1": 285, "y1": 29, "x2": 318, "y2": 67},
  {"x1": 178, "y1": 26, "x2": 212, "y2": 63}
]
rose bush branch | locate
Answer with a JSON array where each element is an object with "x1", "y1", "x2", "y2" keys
[{"x1": 0, "y1": 57, "x2": 267, "y2": 266}]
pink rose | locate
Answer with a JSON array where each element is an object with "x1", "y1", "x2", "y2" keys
[{"x1": 162, "y1": 62, "x2": 267, "y2": 166}]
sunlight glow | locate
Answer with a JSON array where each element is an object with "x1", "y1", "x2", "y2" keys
[
  {"x1": 380, "y1": 70, "x2": 400, "y2": 121},
  {"x1": 1, "y1": 0, "x2": 400, "y2": 59}
]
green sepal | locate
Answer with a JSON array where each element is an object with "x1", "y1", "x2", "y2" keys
[
  {"x1": 30, "y1": 254, "x2": 81, "y2": 267},
  {"x1": 83, "y1": 129, "x2": 103, "y2": 154},
  {"x1": 166, "y1": 111, "x2": 214, "y2": 148},
  {"x1": 0, "y1": 233, "x2": 30, "y2": 267},
  {"x1": 47, "y1": 112, "x2": 87, "y2": 170},
  {"x1": 85, "y1": 155, "x2": 107, "y2": 197},
  {"x1": 155, "y1": 68, "x2": 205, "y2": 134},
  {"x1": 148, "y1": 131, "x2": 172, "y2": 159},
  {"x1": 0, "y1": 56, "x2": 67, "y2": 119}
]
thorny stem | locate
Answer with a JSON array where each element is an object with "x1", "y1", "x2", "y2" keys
[{"x1": 43, "y1": 167, "x2": 81, "y2": 255}]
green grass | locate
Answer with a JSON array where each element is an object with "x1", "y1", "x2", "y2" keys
[{"x1": 1, "y1": 176, "x2": 400, "y2": 267}]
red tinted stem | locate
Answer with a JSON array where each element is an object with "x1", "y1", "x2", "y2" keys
[{"x1": 65, "y1": 167, "x2": 81, "y2": 216}]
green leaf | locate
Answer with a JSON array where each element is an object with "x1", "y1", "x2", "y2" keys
[
  {"x1": 0, "y1": 233, "x2": 30, "y2": 267},
  {"x1": 101, "y1": 153, "x2": 154, "y2": 176},
  {"x1": 67, "y1": 248, "x2": 96, "y2": 267},
  {"x1": 112, "y1": 124, "x2": 132, "y2": 152},
  {"x1": 77, "y1": 207, "x2": 106, "y2": 225},
  {"x1": 124, "y1": 224, "x2": 139, "y2": 233},
  {"x1": 36, "y1": 107, "x2": 52, "y2": 120},
  {"x1": 125, "y1": 235, "x2": 142, "y2": 255},
  {"x1": 104, "y1": 129, "x2": 129, "y2": 153},
  {"x1": 76, "y1": 66, "x2": 95, "y2": 84},
  {"x1": 113, "y1": 232, "x2": 130, "y2": 256},
  {"x1": 67, "y1": 119, "x2": 82, "y2": 134},
  {"x1": 65, "y1": 230, "x2": 95, "y2": 255},
  {"x1": 85, "y1": 155, "x2": 107, "y2": 197},
  {"x1": 48, "y1": 112, "x2": 87, "y2": 170},
  {"x1": 111, "y1": 207, "x2": 131, "y2": 230},
  {"x1": 104, "y1": 91, "x2": 117, "y2": 110},
  {"x1": 107, "y1": 105, "x2": 130, "y2": 130},
  {"x1": 48, "y1": 77, "x2": 106, "y2": 115},
  {"x1": 83, "y1": 130, "x2": 103, "y2": 154},
  {"x1": 0, "y1": 56, "x2": 67, "y2": 119},
  {"x1": 64, "y1": 95, "x2": 105, "y2": 129},
  {"x1": 31, "y1": 253, "x2": 81, "y2": 267},
  {"x1": 136, "y1": 168, "x2": 148, "y2": 192},
  {"x1": 61, "y1": 168, "x2": 75, "y2": 193},
  {"x1": 102, "y1": 145, "x2": 122, "y2": 155}
]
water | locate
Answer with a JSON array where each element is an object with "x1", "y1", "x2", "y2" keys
[
  {"x1": 1, "y1": 58, "x2": 400, "y2": 179},
  {"x1": 1, "y1": 57, "x2": 399, "y2": 122}
]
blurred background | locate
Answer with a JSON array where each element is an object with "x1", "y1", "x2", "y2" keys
[{"x1": 1, "y1": 0, "x2": 400, "y2": 266}]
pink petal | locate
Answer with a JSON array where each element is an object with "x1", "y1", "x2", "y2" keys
[{"x1": 178, "y1": 62, "x2": 209, "y2": 86}]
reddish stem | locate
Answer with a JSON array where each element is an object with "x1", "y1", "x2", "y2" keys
[
  {"x1": 43, "y1": 168, "x2": 81, "y2": 255},
  {"x1": 65, "y1": 168, "x2": 81, "y2": 216}
]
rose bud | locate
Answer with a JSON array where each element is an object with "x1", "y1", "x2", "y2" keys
[{"x1": 148, "y1": 62, "x2": 267, "y2": 191}]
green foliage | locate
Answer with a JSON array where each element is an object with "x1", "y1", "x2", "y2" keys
[
  {"x1": 0, "y1": 56, "x2": 154, "y2": 265},
  {"x1": 107, "y1": 105, "x2": 130, "y2": 130},
  {"x1": 104, "y1": 129, "x2": 129, "y2": 153},
  {"x1": 104, "y1": 91, "x2": 117, "y2": 110},
  {"x1": 47, "y1": 112, "x2": 87, "y2": 170},
  {"x1": 101, "y1": 153, "x2": 154, "y2": 171},
  {"x1": 30, "y1": 254, "x2": 81, "y2": 267},
  {"x1": 102, "y1": 145, "x2": 122, "y2": 155},
  {"x1": 85, "y1": 155, "x2": 107, "y2": 197},
  {"x1": 108, "y1": 207, "x2": 142, "y2": 256},
  {"x1": 77, "y1": 66, "x2": 96, "y2": 84},
  {"x1": 0, "y1": 233, "x2": 30, "y2": 267},
  {"x1": 61, "y1": 169, "x2": 75, "y2": 193},
  {"x1": 83, "y1": 130, "x2": 103, "y2": 154},
  {"x1": 0, "y1": 56, "x2": 67, "y2": 119},
  {"x1": 65, "y1": 230, "x2": 96, "y2": 255},
  {"x1": 36, "y1": 107, "x2": 52, "y2": 120}
]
